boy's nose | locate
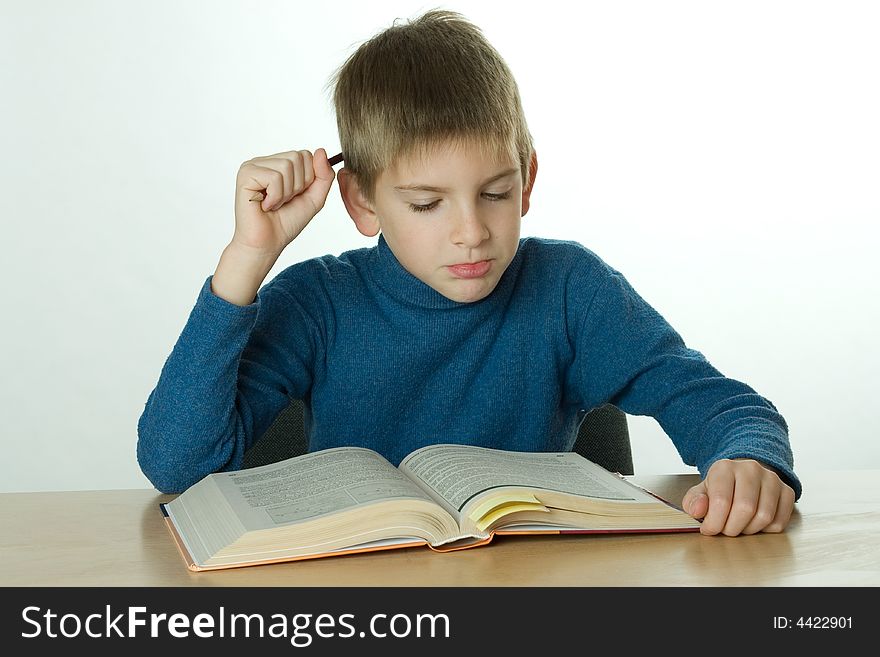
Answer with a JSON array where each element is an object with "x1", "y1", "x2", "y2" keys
[{"x1": 451, "y1": 211, "x2": 490, "y2": 248}]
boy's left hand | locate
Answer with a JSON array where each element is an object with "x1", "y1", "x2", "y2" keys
[{"x1": 681, "y1": 459, "x2": 795, "y2": 536}]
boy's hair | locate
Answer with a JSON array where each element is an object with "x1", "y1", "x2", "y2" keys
[{"x1": 329, "y1": 9, "x2": 534, "y2": 203}]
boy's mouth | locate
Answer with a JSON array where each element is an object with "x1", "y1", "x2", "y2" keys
[{"x1": 447, "y1": 260, "x2": 492, "y2": 279}]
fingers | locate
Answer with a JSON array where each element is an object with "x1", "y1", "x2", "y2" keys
[
  {"x1": 759, "y1": 480, "x2": 795, "y2": 533},
  {"x1": 313, "y1": 148, "x2": 336, "y2": 182},
  {"x1": 698, "y1": 462, "x2": 736, "y2": 536},
  {"x1": 238, "y1": 149, "x2": 326, "y2": 213},
  {"x1": 300, "y1": 148, "x2": 337, "y2": 212},
  {"x1": 257, "y1": 152, "x2": 314, "y2": 213},
  {"x1": 698, "y1": 459, "x2": 796, "y2": 537},
  {"x1": 681, "y1": 482, "x2": 709, "y2": 520}
]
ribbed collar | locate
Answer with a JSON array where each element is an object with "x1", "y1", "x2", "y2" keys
[{"x1": 367, "y1": 234, "x2": 522, "y2": 310}]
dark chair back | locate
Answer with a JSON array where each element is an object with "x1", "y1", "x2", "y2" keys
[
  {"x1": 243, "y1": 400, "x2": 633, "y2": 474},
  {"x1": 572, "y1": 404, "x2": 633, "y2": 474},
  {"x1": 242, "y1": 400, "x2": 309, "y2": 470}
]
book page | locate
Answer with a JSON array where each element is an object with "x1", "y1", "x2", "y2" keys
[
  {"x1": 399, "y1": 444, "x2": 656, "y2": 514},
  {"x1": 210, "y1": 447, "x2": 437, "y2": 531}
]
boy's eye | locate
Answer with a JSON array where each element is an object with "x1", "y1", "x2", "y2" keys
[
  {"x1": 409, "y1": 201, "x2": 439, "y2": 213},
  {"x1": 408, "y1": 191, "x2": 511, "y2": 214}
]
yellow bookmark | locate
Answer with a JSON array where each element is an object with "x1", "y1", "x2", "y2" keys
[{"x1": 469, "y1": 492, "x2": 549, "y2": 531}]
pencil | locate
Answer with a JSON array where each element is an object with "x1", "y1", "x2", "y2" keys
[{"x1": 249, "y1": 152, "x2": 344, "y2": 202}]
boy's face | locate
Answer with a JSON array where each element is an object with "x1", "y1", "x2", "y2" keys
[{"x1": 353, "y1": 141, "x2": 534, "y2": 303}]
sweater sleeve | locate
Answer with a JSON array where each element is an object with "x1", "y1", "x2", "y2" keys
[
  {"x1": 566, "y1": 260, "x2": 801, "y2": 499},
  {"x1": 136, "y1": 273, "x2": 319, "y2": 493}
]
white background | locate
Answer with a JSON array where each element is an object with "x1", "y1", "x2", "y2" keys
[{"x1": 1, "y1": 1, "x2": 877, "y2": 492}]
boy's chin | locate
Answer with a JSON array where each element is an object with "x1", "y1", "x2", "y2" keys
[{"x1": 434, "y1": 279, "x2": 499, "y2": 304}]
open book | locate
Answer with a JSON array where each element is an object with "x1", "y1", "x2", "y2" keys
[{"x1": 161, "y1": 444, "x2": 701, "y2": 571}]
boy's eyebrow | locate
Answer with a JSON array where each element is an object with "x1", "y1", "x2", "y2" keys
[{"x1": 394, "y1": 168, "x2": 519, "y2": 193}]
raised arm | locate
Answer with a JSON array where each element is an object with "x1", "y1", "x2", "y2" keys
[{"x1": 137, "y1": 149, "x2": 336, "y2": 493}]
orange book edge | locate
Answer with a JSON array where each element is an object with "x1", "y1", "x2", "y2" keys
[{"x1": 495, "y1": 526, "x2": 699, "y2": 536}]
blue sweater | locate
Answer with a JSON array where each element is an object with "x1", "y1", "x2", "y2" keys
[{"x1": 137, "y1": 236, "x2": 800, "y2": 496}]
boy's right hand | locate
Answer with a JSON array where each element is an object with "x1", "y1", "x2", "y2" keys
[{"x1": 232, "y1": 148, "x2": 336, "y2": 256}]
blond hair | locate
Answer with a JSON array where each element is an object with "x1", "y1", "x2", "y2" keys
[{"x1": 329, "y1": 9, "x2": 534, "y2": 203}]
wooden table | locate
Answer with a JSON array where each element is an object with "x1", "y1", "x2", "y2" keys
[{"x1": 2, "y1": 470, "x2": 877, "y2": 586}]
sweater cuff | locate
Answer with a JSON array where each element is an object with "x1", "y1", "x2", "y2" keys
[{"x1": 191, "y1": 275, "x2": 261, "y2": 331}]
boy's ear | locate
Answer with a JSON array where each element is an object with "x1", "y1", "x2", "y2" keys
[
  {"x1": 338, "y1": 168, "x2": 381, "y2": 237},
  {"x1": 521, "y1": 150, "x2": 539, "y2": 217}
]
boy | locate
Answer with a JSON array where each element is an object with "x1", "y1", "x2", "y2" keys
[{"x1": 138, "y1": 10, "x2": 799, "y2": 536}]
